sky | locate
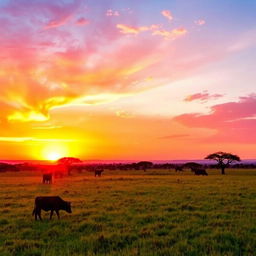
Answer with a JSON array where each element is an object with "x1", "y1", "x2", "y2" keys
[{"x1": 0, "y1": 0, "x2": 256, "y2": 161}]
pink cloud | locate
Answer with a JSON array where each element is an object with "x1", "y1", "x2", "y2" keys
[
  {"x1": 44, "y1": 15, "x2": 72, "y2": 29},
  {"x1": 184, "y1": 92, "x2": 223, "y2": 102},
  {"x1": 106, "y1": 9, "x2": 120, "y2": 17},
  {"x1": 75, "y1": 17, "x2": 90, "y2": 26},
  {"x1": 0, "y1": 0, "x2": 229, "y2": 124},
  {"x1": 174, "y1": 94, "x2": 256, "y2": 143},
  {"x1": 194, "y1": 19, "x2": 206, "y2": 26},
  {"x1": 161, "y1": 10, "x2": 173, "y2": 21}
]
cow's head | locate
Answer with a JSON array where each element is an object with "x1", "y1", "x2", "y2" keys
[{"x1": 65, "y1": 201, "x2": 72, "y2": 213}]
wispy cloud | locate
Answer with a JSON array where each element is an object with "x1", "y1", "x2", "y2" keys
[
  {"x1": 152, "y1": 28, "x2": 187, "y2": 39},
  {"x1": 184, "y1": 92, "x2": 223, "y2": 102},
  {"x1": 116, "y1": 110, "x2": 134, "y2": 118},
  {"x1": 116, "y1": 24, "x2": 141, "y2": 34},
  {"x1": 194, "y1": 19, "x2": 206, "y2": 26},
  {"x1": 116, "y1": 23, "x2": 187, "y2": 40},
  {"x1": 106, "y1": 9, "x2": 120, "y2": 16},
  {"x1": 75, "y1": 17, "x2": 90, "y2": 26},
  {"x1": 0, "y1": 137, "x2": 77, "y2": 143},
  {"x1": 161, "y1": 10, "x2": 173, "y2": 21},
  {"x1": 44, "y1": 15, "x2": 72, "y2": 29},
  {"x1": 158, "y1": 134, "x2": 190, "y2": 139}
]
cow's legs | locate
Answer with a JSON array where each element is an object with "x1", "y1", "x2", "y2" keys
[
  {"x1": 50, "y1": 210, "x2": 54, "y2": 219},
  {"x1": 55, "y1": 210, "x2": 60, "y2": 219},
  {"x1": 35, "y1": 210, "x2": 38, "y2": 220},
  {"x1": 38, "y1": 209, "x2": 42, "y2": 220}
]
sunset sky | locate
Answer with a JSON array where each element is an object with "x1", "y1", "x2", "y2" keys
[{"x1": 0, "y1": 0, "x2": 256, "y2": 160}]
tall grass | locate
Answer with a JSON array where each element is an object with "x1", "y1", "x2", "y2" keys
[{"x1": 0, "y1": 169, "x2": 256, "y2": 255}]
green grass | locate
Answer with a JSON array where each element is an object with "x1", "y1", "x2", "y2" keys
[{"x1": 0, "y1": 169, "x2": 256, "y2": 255}]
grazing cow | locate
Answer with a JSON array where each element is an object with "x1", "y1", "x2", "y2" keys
[
  {"x1": 175, "y1": 166, "x2": 183, "y2": 172},
  {"x1": 95, "y1": 169, "x2": 104, "y2": 177},
  {"x1": 191, "y1": 168, "x2": 208, "y2": 176},
  {"x1": 32, "y1": 196, "x2": 72, "y2": 220},
  {"x1": 42, "y1": 173, "x2": 52, "y2": 184}
]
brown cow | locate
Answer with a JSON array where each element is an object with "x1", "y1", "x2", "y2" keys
[
  {"x1": 95, "y1": 169, "x2": 104, "y2": 177},
  {"x1": 175, "y1": 166, "x2": 183, "y2": 172},
  {"x1": 32, "y1": 196, "x2": 72, "y2": 220},
  {"x1": 191, "y1": 168, "x2": 208, "y2": 176},
  {"x1": 42, "y1": 173, "x2": 52, "y2": 184}
]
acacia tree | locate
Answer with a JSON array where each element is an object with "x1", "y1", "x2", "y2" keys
[
  {"x1": 57, "y1": 157, "x2": 82, "y2": 175},
  {"x1": 205, "y1": 151, "x2": 241, "y2": 175},
  {"x1": 136, "y1": 161, "x2": 153, "y2": 171}
]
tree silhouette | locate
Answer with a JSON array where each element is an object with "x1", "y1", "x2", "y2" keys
[
  {"x1": 136, "y1": 161, "x2": 153, "y2": 171},
  {"x1": 183, "y1": 162, "x2": 202, "y2": 169},
  {"x1": 205, "y1": 152, "x2": 241, "y2": 175},
  {"x1": 57, "y1": 157, "x2": 82, "y2": 175}
]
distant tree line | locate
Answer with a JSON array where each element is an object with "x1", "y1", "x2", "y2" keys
[{"x1": 0, "y1": 152, "x2": 254, "y2": 173}]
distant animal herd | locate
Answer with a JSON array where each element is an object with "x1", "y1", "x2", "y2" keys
[
  {"x1": 1, "y1": 153, "x2": 245, "y2": 220},
  {"x1": 37, "y1": 164, "x2": 210, "y2": 220}
]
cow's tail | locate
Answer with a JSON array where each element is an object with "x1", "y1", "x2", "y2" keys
[{"x1": 32, "y1": 208, "x2": 36, "y2": 216}]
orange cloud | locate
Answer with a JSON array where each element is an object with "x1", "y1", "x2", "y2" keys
[
  {"x1": 0, "y1": 0, "x2": 216, "y2": 126},
  {"x1": 116, "y1": 110, "x2": 134, "y2": 118},
  {"x1": 152, "y1": 27, "x2": 187, "y2": 39},
  {"x1": 184, "y1": 92, "x2": 223, "y2": 102},
  {"x1": 116, "y1": 24, "x2": 140, "y2": 34},
  {"x1": 116, "y1": 24, "x2": 160, "y2": 35},
  {"x1": 0, "y1": 137, "x2": 76, "y2": 143}
]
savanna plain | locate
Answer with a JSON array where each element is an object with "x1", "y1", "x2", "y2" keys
[{"x1": 0, "y1": 169, "x2": 256, "y2": 256}]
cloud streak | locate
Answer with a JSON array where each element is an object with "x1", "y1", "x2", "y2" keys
[
  {"x1": 184, "y1": 92, "x2": 223, "y2": 102},
  {"x1": 0, "y1": 137, "x2": 77, "y2": 143},
  {"x1": 175, "y1": 94, "x2": 256, "y2": 143}
]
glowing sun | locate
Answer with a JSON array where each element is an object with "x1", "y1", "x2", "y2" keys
[
  {"x1": 46, "y1": 152, "x2": 62, "y2": 161},
  {"x1": 42, "y1": 144, "x2": 69, "y2": 161}
]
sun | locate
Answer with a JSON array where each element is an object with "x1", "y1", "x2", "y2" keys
[
  {"x1": 46, "y1": 152, "x2": 62, "y2": 161},
  {"x1": 41, "y1": 144, "x2": 69, "y2": 161}
]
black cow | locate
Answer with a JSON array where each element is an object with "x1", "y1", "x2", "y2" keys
[
  {"x1": 191, "y1": 168, "x2": 208, "y2": 176},
  {"x1": 42, "y1": 173, "x2": 52, "y2": 184},
  {"x1": 32, "y1": 196, "x2": 72, "y2": 220},
  {"x1": 95, "y1": 169, "x2": 104, "y2": 177},
  {"x1": 175, "y1": 166, "x2": 183, "y2": 172}
]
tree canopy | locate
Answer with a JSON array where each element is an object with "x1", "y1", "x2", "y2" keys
[
  {"x1": 205, "y1": 151, "x2": 241, "y2": 174},
  {"x1": 57, "y1": 157, "x2": 82, "y2": 166}
]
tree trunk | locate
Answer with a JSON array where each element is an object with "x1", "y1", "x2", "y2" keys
[{"x1": 221, "y1": 166, "x2": 225, "y2": 175}]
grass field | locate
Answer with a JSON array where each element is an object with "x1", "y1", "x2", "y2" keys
[{"x1": 0, "y1": 169, "x2": 256, "y2": 256}]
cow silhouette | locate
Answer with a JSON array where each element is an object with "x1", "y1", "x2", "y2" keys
[
  {"x1": 32, "y1": 196, "x2": 72, "y2": 220},
  {"x1": 191, "y1": 168, "x2": 208, "y2": 176},
  {"x1": 42, "y1": 173, "x2": 52, "y2": 184},
  {"x1": 175, "y1": 166, "x2": 183, "y2": 172},
  {"x1": 95, "y1": 169, "x2": 104, "y2": 177}
]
